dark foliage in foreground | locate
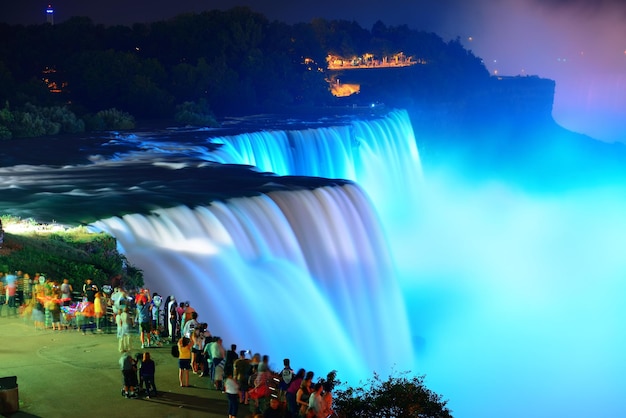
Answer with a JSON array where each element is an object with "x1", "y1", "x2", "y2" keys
[{"x1": 333, "y1": 371, "x2": 453, "y2": 418}]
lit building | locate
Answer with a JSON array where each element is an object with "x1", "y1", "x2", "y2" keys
[{"x1": 46, "y1": 4, "x2": 54, "y2": 25}]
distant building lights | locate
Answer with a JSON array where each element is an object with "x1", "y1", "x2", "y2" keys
[{"x1": 46, "y1": 4, "x2": 54, "y2": 25}]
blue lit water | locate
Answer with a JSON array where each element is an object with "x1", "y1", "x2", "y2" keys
[{"x1": 1, "y1": 109, "x2": 625, "y2": 417}]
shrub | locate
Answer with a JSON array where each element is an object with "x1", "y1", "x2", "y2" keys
[
  {"x1": 29, "y1": 103, "x2": 85, "y2": 134},
  {"x1": 85, "y1": 108, "x2": 135, "y2": 131},
  {"x1": 0, "y1": 218, "x2": 143, "y2": 291},
  {"x1": 174, "y1": 100, "x2": 219, "y2": 127},
  {"x1": 333, "y1": 371, "x2": 452, "y2": 418}
]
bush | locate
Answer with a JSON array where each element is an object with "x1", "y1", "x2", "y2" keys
[
  {"x1": 174, "y1": 100, "x2": 219, "y2": 127},
  {"x1": 28, "y1": 103, "x2": 85, "y2": 134},
  {"x1": 85, "y1": 108, "x2": 135, "y2": 131},
  {"x1": 0, "y1": 217, "x2": 143, "y2": 291},
  {"x1": 0, "y1": 103, "x2": 85, "y2": 138},
  {"x1": 333, "y1": 371, "x2": 452, "y2": 418}
]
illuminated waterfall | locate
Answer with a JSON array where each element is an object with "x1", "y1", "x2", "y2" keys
[
  {"x1": 92, "y1": 110, "x2": 422, "y2": 383},
  {"x1": 94, "y1": 184, "x2": 413, "y2": 382},
  {"x1": 84, "y1": 108, "x2": 626, "y2": 417},
  {"x1": 210, "y1": 109, "x2": 423, "y2": 218}
]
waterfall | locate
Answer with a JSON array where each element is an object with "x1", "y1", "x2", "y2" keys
[
  {"x1": 210, "y1": 109, "x2": 423, "y2": 219},
  {"x1": 92, "y1": 110, "x2": 422, "y2": 383},
  {"x1": 93, "y1": 184, "x2": 413, "y2": 382}
]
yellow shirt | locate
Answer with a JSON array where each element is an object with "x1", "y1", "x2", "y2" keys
[{"x1": 178, "y1": 340, "x2": 192, "y2": 359}]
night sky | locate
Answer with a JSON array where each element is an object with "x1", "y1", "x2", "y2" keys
[{"x1": 3, "y1": 0, "x2": 626, "y2": 142}]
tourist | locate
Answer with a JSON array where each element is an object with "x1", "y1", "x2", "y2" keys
[
  {"x1": 308, "y1": 383, "x2": 324, "y2": 417},
  {"x1": 180, "y1": 301, "x2": 195, "y2": 333},
  {"x1": 206, "y1": 336, "x2": 225, "y2": 382},
  {"x1": 190, "y1": 325, "x2": 205, "y2": 375},
  {"x1": 136, "y1": 299, "x2": 152, "y2": 348},
  {"x1": 167, "y1": 295, "x2": 177, "y2": 340},
  {"x1": 5, "y1": 274, "x2": 17, "y2": 316},
  {"x1": 286, "y1": 368, "x2": 305, "y2": 416},
  {"x1": 94, "y1": 291, "x2": 106, "y2": 332},
  {"x1": 116, "y1": 307, "x2": 132, "y2": 352},
  {"x1": 278, "y1": 358, "x2": 294, "y2": 400},
  {"x1": 110, "y1": 287, "x2": 125, "y2": 312},
  {"x1": 151, "y1": 292, "x2": 162, "y2": 330},
  {"x1": 119, "y1": 351, "x2": 138, "y2": 398},
  {"x1": 82, "y1": 278, "x2": 98, "y2": 303},
  {"x1": 182, "y1": 310, "x2": 199, "y2": 338},
  {"x1": 234, "y1": 350, "x2": 252, "y2": 404},
  {"x1": 140, "y1": 352, "x2": 157, "y2": 398},
  {"x1": 49, "y1": 297, "x2": 61, "y2": 331},
  {"x1": 31, "y1": 298, "x2": 45, "y2": 330},
  {"x1": 264, "y1": 396, "x2": 285, "y2": 418},
  {"x1": 16, "y1": 271, "x2": 26, "y2": 306},
  {"x1": 60, "y1": 278, "x2": 73, "y2": 306},
  {"x1": 177, "y1": 336, "x2": 193, "y2": 387},
  {"x1": 224, "y1": 343, "x2": 238, "y2": 378},
  {"x1": 224, "y1": 370, "x2": 240, "y2": 418},
  {"x1": 321, "y1": 380, "x2": 335, "y2": 418},
  {"x1": 77, "y1": 297, "x2": 95, "y2": 334},
  {"x1": 296, "y1": 376, "x2": 313, "y2": 416}
]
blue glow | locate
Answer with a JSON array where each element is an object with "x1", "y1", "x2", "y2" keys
[{"x1": 90, "y1": 110, "x2": 626, "y2": 417}]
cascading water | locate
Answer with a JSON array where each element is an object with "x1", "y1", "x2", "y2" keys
[
  {"x1": 92, "y1": 183, "x2": 414, "y2": 384},
  {"x1": 86, "y1": 108, "x2": 626, "y2": 418}
]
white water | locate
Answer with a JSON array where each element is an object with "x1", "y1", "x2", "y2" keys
[
  {"x1": 92, "y1": 183, "x2": 415, "y2": 388},
  {"x1": 91, "y1": 109, "x2": 626, "y2": 417}
]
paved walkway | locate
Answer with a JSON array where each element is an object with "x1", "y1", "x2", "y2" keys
[{"x1": 0, "y1": 314, "x2": 250, "y2": 418}]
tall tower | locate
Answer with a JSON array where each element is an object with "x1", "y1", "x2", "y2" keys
[{"x1": 46, "y1": 4, "x2": 54, "y2": 25}]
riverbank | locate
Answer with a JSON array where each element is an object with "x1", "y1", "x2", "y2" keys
[{"x1": 0, "y1": 315, "x2": 246, "y2": 418}]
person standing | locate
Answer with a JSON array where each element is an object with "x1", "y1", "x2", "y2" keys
[
  {"x1": 5, "y1": 274, "x2": 17, "y2": 317},
  {"x1": 308, "y1": 383, "x2": 324, "y2": 418},
  {"x1": 116, "y1": 307, "x2": 132, "y2": 352},
  {"x1": 119, "y1": 351, "x2": 138, "y2": 398},
  {"x1": 136, "y1": 300, "x2": 152, "y2": 348},
  {"x1": 82, "y1": 278, "x2": 98, "y2": 303},
  {"x1": 151, "y1": 292, "x2": 162, "y2": 330},
  {"x1": 94, "y1": 291, "x2": 106, "y2": 332},
  {"x1": 286, "y1": 369, "x2": 305, "y2": 416},
  {"x1": 278, "y1": 358, "x2": 294, "y2": 401},
  {"x1": 207, "y1": 337, "x2": 225, "y2": 382},
  {"x1": 168, "y1": 298, "x2": 178, "y2": 342},
  {"x1": 182, "y1": 311, "x2": 199, "y2": 338},
  {"x1": 234, "y1": 350, "x2": 252, "y2": 404},
  {"x1": 177, "y1": 336, "x2": 193, "y2": 387},
  {"x1": 224, "y1": 343, "x2": 238, "y2": 378},
  {"x1": 16, "y1": 271, "x2": 25, "y2": 306},
  {"x1": 224, "y1": 371, "x2": 240, "y2": 418},
  {"x1": 140, "y1": 352, "x2": 157, "y2": 398},
  {"x1": 60, "y1": 278, "x2": 73, "y2": 306}
]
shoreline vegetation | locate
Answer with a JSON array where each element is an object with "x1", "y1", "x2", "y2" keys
[
  {"x1": 0, "y1": 215, "x2": 143, "y2": 291},
  {"x1": 0, "y1": 6, "x2": 550, "y2": 142}
]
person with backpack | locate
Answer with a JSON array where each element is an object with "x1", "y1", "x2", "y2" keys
[{"x1": 278, "y1": 358, "x2": 294, "y2": 401}]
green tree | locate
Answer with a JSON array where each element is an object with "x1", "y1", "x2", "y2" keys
[{"x1": 334, "y1": 372, "x2": 452, "y2": 418}]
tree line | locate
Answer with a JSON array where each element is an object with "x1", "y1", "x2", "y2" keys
[{"x1": 0, "y1": 6, "x2": 490, "y2": 138}]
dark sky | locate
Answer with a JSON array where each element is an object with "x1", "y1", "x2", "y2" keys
[{"x1": 3, "y1": 0, "x2": 626, "y2": 142}]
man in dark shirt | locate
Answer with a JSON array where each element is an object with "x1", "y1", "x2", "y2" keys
[{"x1": 83, "y1": 278, "x2": 98, "y2": 302}]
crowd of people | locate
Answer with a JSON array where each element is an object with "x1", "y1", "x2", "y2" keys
[{"x1": 1, "y1": 270, "x2": 337, "y2": 417}]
